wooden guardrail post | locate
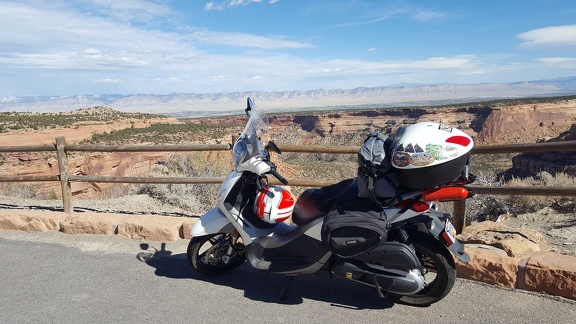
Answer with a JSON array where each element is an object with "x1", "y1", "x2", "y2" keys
[
  {"x1": 56, "y1": 136, "x2": 72, "y2": 213},
  {"x1": 453, "y1": 200, "x2": 466, "y2": 234}
]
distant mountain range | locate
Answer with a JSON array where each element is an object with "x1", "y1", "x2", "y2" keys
[{"x1": 2, "y1": 77, "x2": 576, "y2": 116}]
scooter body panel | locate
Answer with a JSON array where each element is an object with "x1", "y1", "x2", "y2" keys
[
  {"x1": 190, "y1": 208, "x2": 235, "y2": 237},
  {"x1": 245, "y1": 218, "x2": 330, "y2": 275}
]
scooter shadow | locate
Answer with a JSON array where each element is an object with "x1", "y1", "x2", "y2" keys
[{"x1": 136, "y1": 245, "x2": 395, "y2": 309}]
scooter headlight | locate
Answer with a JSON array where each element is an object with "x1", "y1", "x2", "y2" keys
[{"x1": 232, "y1": 140, "x2": 248, "y2": 169}]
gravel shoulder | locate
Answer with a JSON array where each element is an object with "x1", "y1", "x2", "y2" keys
[{"x1": 0, "y1": 194, "x2": 197, "y2": 217}]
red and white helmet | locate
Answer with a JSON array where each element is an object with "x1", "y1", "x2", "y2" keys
[{"x1": 254, "y1": 186, "x2": 295, "y2": 224}]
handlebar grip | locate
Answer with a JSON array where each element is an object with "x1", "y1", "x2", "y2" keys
[{"x1": 269, "y1": 169, "x2": 289, "y2": 185}]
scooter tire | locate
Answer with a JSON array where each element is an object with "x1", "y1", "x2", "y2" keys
[
  {"x1": 187, "y1": 233, "x2": 246, "y2": 275},
  {"x1": 389, "y1": 234, "x2": 456, "y2": 306}
]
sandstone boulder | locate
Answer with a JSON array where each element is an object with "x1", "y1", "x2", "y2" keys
[
  {"x1": 523, "y1": 251, "x2": 576, "y2": 300},
  {"x1": 456, "y1": 246, "x2": 521, "y2": 288},
  {"x1": 59, "y1": 212, "x2": 126, "y2": 235},
  {"x1": 0, "y1": 209, "x2": 67, "y2": 232},
  {"x1": 180, "y1": 217, "x2": 199, "y2": 239},
  {"x1": 457, "y1": 221, "x2": 549, "y2": 257},
  {"x1": 116, "y1": 215, "x2": 190, "y2": 242}
]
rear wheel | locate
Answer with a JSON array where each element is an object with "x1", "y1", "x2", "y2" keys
[
  {"x1": 187, "y1": 233, "x2": 245, "y2": 275},
  {"x1": 390, "y1": 235, "x2": 456, "y2": 306}
]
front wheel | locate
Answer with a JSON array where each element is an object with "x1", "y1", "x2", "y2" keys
[
  {"x1": 389, "y1": 235, "x2": 456, "y2": 306},
  {"x1": 187, "y1": 233, "x2": 246, "y2": 275}
]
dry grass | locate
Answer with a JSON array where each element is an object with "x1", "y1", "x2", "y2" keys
[
  {"x1": 505, "y1": 172, "x2": 576, "y2": 214},
  {"x1": 136, "y1": 151, "x2": 230, "y2": 214},
  {"x1": 0, "y1": 183, "x2": 37, "y2": 199},
  {"x1": 464, "y1": 171, "x2": 576, "y2": 224}
]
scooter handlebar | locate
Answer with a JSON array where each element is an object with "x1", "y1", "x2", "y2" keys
[{"x1": 269, "y1": 169, "x2": 289, "y2": 185}]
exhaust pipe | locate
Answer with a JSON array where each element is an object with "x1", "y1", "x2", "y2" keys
[{"x1": 333, "y1": 261, "x2": 425, "y2": 296}]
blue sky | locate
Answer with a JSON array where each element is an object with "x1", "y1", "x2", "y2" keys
[{"x1": 1, "y1": 0, "x2": 576, "y2": 98}]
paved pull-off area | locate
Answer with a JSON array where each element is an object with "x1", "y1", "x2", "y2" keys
[{"x1": 1, "y1": 231, "x2": 574, "y2": 324}]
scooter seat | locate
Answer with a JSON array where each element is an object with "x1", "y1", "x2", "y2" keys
[
  {"x1": 292, "y1": 179, "x2": 355, "y2": 226},
  {"x1": 292, "y1": 188, "x2": 326, "y2": 225}
]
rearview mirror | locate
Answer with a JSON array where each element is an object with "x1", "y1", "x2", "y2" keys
[
  {"x1": 266, "y1": 141, "x2": 282, "y2": 154},
  {"x1": 245, "y1": 97, "x2": 254, "y2": 117}
]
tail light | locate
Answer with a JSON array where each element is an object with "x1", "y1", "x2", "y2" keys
[
  {"x1": 394, "y1": 200, "x2": 430, "y2": 212},
  {"x1": 441, "y1": 231, "x2": 455, "y2": 246}
]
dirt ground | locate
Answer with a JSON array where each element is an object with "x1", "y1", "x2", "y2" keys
[{"x1": 499, "y1": 208, "x2": 576, "y2": 257}]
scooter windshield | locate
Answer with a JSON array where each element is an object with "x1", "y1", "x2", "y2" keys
[{"x1": 232, "y1": 99, "x2": 269, "y2": 169}]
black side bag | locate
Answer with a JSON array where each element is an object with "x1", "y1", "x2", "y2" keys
[{"x1": 321, "y1": 197, "x2": 388, "y2": 258}]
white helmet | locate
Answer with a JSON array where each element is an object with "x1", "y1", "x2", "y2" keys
[{"x1": 254, "y1": 186, "x2": 295, "y2": 224}]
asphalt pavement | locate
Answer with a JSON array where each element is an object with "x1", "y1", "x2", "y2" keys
[{"x1": 1, "y1": 230, "x2": 574, "y2": 324}]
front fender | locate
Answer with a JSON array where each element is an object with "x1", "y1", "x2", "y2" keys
[{"x1": 191, "y1": 208, "x2": 234, "y2": 237}]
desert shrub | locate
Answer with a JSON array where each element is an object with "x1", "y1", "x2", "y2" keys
[
  {"x1": 504, "y1": 172, "x2": 576, "y2": 213},
  {"x1": 84, "y1": 123, "x2": 228, "y2": 144},
  {"x1": 97, "y1": 183, "x2": 141, "y2": 200},
  {"x1": 465, "y1": 170, "x2": 509, "y2": 223},
  {"x1": 48, "y1": 189, "x2": 59, "y2": 200},
  {"x1": 138, "y1": 152, "x2": 230, "y2": 214},
  {"x1": 0, "y1": 108, "x2": 164, "y2": 132},
  {"x1": 464, "y1": 170, "x2": 576, "y2": 224},
  {"x1": 0, "y1": 183, "x2": 37, "y2": 199}
]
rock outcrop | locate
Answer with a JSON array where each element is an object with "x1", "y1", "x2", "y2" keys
[
  {"x1": 476, "y1": 100, "x2": 576, "y2": 145},
  {"x1": 457, "y1": 221, "x2": 549, "y2": 257},
  {"x1": 455, "y1": 221, "x2": 576, "y2": 300},
  {"x1": 0, "y1": 112, "x2": 177, "y2": 198},
  {"x1": 510, "y1": 123, "x2": 576, "y2": 176}
]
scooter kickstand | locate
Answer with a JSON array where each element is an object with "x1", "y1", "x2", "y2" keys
[
  {"x1": 372, "y1": 275, "x2": 387, "y2": 298},
  {"x1": 280, "y1": 276, "x2": 294, "y2": 300}
]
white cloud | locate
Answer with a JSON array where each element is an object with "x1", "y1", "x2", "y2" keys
[
  {"x1": 189, "y1": 29, "x2": 313, "y2": 49},
  {"x1": 153, "y1": 76, "x2": 192, "y2": 83},
  {"x1": 315, "y1": 56, "x2": 474, "y2": 74},
  {"x1": 411, "y1": 9, "x2": 451, "y2": 22},
  {"x1": 0, "y1": 1, "x2": 574, "y2": 97},
  {"x1": 518, "y1": 25, "x2": 576, "y2": 49},
  {"x1": 0, "y1": 2, "x2": 205, "y2": 71},
  {"x1": 538, "y1": 57, "x2": 576, "y2": 63},
  {"x1": 0, "y1": 2, "x2": 186, "y2": 53},
  {"x1": 0, "y1": 1, "x2": 318, "y2": 96},
  {"x1": 211, "y1": 75, "x2": 230, "y2": 81},
  {"x1": 536, "y1": 57, "x2": 576, "y2": 68},
  {"x1": 322, "y1": 15, "x2": 393, "y2": 29},
  {"x1": 83, "y1": 0, "x2": 172, "y2": 21},
  {"x1": 204, "y1": 0, "x2": 271, "y2": 11},
  {"x1": 87, "y1": 78, "x2": 122, "y2": 84},
  {"x1": 322, "y1": 5, "x2": 452, "y2": 29}
]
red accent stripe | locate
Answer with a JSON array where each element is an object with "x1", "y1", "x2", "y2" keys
[{"x1": 445, "y1": 135, "x2": 471, "y2": 146}]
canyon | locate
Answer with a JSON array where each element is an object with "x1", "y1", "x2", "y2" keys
[{"x1": 1, "y1": 98, "x2": 576, "y2": 199}]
